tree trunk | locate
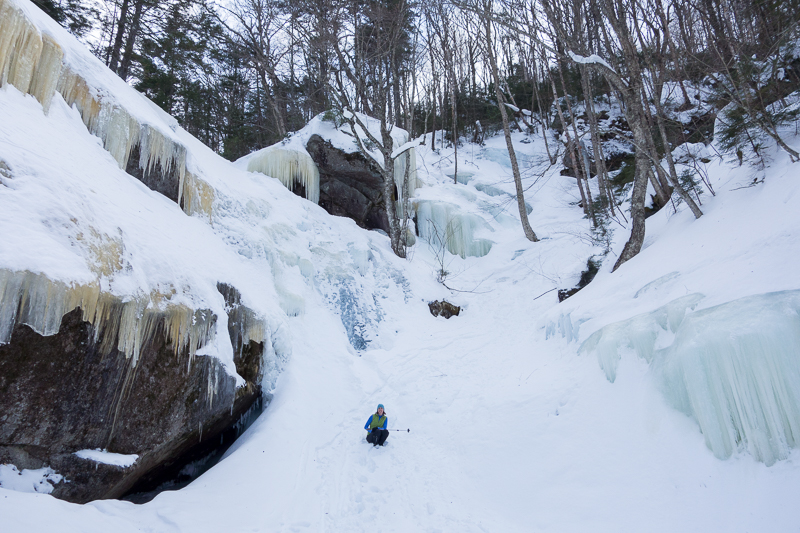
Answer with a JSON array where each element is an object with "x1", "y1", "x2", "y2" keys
[
  {"x1": 483, "y1": 3, "x2": 538, "y2": 242},
  {"x1": 580, "y1": 66, "x2": 615, "y2": 217},
  {"x1": 549, "y1": 71, "x2": 589, "y2": 218},
  {"x1": 559, "y1": 60, "x2": 597, "y2": 227},
  {"x1": 108, "y1": 0, "x2": 131, "y2": 73},
  {"x1": 117, "y1": 0, "x2": 144, "y2": 80},
  {"x1": 613, "y1": 145, "x2": 648, "y2": 271},
  {"x1": 450, "y1": 77, "x2": 458, "y2": 184}
]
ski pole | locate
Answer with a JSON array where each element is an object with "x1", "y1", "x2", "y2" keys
[{"x1": 389, "y1": 429, "x2": 410, "y2": 432}]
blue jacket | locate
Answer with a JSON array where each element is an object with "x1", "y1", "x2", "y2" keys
[{"x1": 365, "y1": 414, "x2": 388, "y2": 432}]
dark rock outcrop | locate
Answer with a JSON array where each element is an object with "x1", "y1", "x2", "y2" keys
[
  {"x1": 558, "y1": 257, "x2": 601, "y2": 302},
  {"x1": 428, "y1": 300, "x2": 461, "y2": 319},
  {"x1": 0, "y1": 294, "x2": 262, "y2": 503},
  {"x1": 305, "y1": 134, "x2": 390, "y2": 233},
  {"x1": 125, "y1": 142, "x2": 186, "y2": 205}
]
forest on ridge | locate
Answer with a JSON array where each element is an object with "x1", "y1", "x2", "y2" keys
[{"x1": 33, "y1": 0, "x2": 800, "y2": 267}]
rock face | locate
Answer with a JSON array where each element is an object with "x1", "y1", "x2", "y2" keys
[
  {"x1": 305, "y1": 134, "x2": 391, "y2": 233},
  {"x1": 125, "y1": 143, "x2": 183, "y2": 204},
  {"x1": 557, "y1": 257, "x2": 601, "y2": 302},
  {"x1": 428, "y1": 300, "x2": 461, "y2": 319},
  {"x1": 0, "y1": 294, "x2": 263, "y2": 503}
]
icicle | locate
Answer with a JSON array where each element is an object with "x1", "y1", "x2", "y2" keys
[
  {"x1": 0, "y1": 0, "x2": 63, "y2": 113},
  {"x1": 58, "y1": 68, "x2": 190, "y2": 188},
  {"x1": 97, "y1": 104, "x2": 140, "y2": 169},
  {"x1": 206, "y1": 364, "x2": 220, "y2": 408},
  {"x1": 1, "y1": 0, "x2": 194, "y2": 188},
  {"x1": 28, "y1": 33, "x2": 62, "y2": 114},
  {"x1": 58, "y1": 69, "x2": 129, "y2": 168},
  {"x1": 414, "y1": 200, "x2": 494, "y2": 258},
  {"x1": 138, "y1": 124, "x2": 186, "y2": 185},
  {"x1": 0, "y1": 0, "x2": 63, "y2": 114},
  {"x1": 579, "y1": 291, "x2": 800, "y2": 465},
  {"x1": 57, "y1": 66, "x2": 102, "y2": 133},
  {"x1": 0, "y1": 269, "x2": 216, "y2": 365},
  {"x1": 0, "y1": 0, "x2": 42, "y2": 94},
  {"x1": 393, "y1": 147, "x2": 419, "y2": 219},
  {"x1": 247, "y1": 146, "x2": 320, "y2": 204}
]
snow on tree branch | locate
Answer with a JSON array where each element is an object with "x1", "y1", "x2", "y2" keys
[
  {"x1": 391, "y1": 138, "x2": 422, "y2": 159},
  {"x1": 567, "y1": 51, "x2": 628, "y2": 89}
]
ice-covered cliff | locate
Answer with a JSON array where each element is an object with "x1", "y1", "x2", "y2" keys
[{"x1": 0, "y1": 0, "x2": 410, "y2": 501}]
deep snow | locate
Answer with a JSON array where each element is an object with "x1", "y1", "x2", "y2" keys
[{"x1": 2, "y1": 0, "x2": 800, "y2": 529}]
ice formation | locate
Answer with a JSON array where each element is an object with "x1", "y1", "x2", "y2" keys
[
  {"x1": 0, "y1": 269, "x2": 216, "y2": 366},
  {"x1": 58, "y1": 67, "x2": 209, "y2": 218},
  {"x1": 217, "y1": 283, "x2": 267, "y2": 358},
  {"x1": 135, "y1": 124, "x2": 187, "y2": 180},
  {"x1": 415, "y1": 200, "x2": 494, "y2": 258},
  {"x1": 545, "y1": 312, "x2": 585, "y2": 344},
  {"x1": 394, "y1": 147, "x2": 419, "y2": 218},
  {"x1": 245, "y1": 126, "x2": 418, "y2": 214},
  {"x1": 0, "y1": 0, "x2": 404, "y2": 385},
  {"x1": 579, "y1": 294, "x2": 705, "y2": 382},
  {"x1": 580, "y1": 291, "x2": 800, "y2": 465},
  {"x1": 0, "y1": 0, "x2": 63, "y2": 113},
  {"x1": 0, "y1": 0, "x2": 206, "y2": 216},
  {"x1": 247, "y1": 145, "x2": 320, "y2": 204},
  {"x1": 181, "y1": 171, "x2": 215, "y2": 221}
]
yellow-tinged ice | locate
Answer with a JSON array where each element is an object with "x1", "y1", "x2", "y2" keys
[
  {"x1": 0, "y1": 269, "x2": 216, "y2": 366},
  {"x1": 0, "y1": 0, "x2": 63, "y2": 113},
  {"x1": 28, "y1": 33, "x2": 62, "y2": 113},
  {"x1": 1, "y1": 0, "x2": 199, "y2": 207},
  {"x1": 72, "y1": 223, "x2": 125, "y2": 277},
  {"x1": 181, "y1": 171, "x2": 215, "y2": 222}
]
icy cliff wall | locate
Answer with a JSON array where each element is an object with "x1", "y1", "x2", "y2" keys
[
  {"x1": 0, "y1": 0, "x2": 411, "y2": 502},
  {"x1": 576, "y1": 291, "x2": 800, "y2": 466},
  {"x1": 0, "y1": 0, "x2": 211, "y2": 218}
]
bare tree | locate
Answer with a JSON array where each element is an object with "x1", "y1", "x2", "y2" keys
[
  {"x1": 223, "y1": 0, "x2": 290, "y2": 138},
  {"x1": 328, "y1": 0, "x2": 416, "y2": 258},
  {"x1": 475, "y1": 0, "x2": 539, "y2": 242}
]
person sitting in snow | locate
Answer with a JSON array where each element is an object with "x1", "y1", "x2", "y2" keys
[{"x1": 365, "y1": 404, "x2": 389, "y2": 446}]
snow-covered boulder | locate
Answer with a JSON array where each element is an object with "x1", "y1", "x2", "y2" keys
[
  {"x1": 238, "y1": 113, "x2": 419, "y2": 233},
  {"x1": 306, "y1": 133, "x2": 391, "y2": 232}
]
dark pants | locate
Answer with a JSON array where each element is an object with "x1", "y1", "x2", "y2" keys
[{"x1": 367, "y1": 429, "x2": 389, "y2": 446}]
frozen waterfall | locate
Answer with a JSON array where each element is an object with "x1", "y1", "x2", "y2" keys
[{"x1": 579, "y1": 290, "x2": 800, "y2": 465}]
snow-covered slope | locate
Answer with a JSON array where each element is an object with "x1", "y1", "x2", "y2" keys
[
  {"x1": 2, "y1": 0, "x2": 800, "y2": 529},
  {"x1": 0, "y1": 0, "x2": 410, "y2": 377}
]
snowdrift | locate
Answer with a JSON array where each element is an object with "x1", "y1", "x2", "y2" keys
[{"x1": 544, "y1": 137, "x2": 800, "y2": 467}]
